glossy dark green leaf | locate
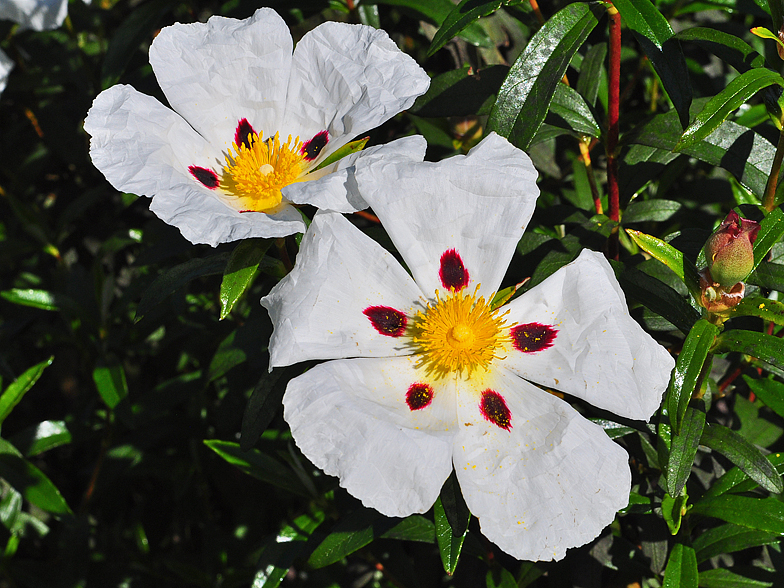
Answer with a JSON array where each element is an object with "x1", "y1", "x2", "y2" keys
[
  {"x1": 410, "y1": 65, "x2": 508, "y2": 117},
  {"x1": 428, "y1": 0, "x2": 504, "y2": 56},
  {"x1": 548, "y1": 84, "x2": 601, "y2": 137},
  {"x1": 745, "y1": 376, "x2": 784, "y2": 419},
  {"x1": 307, "y1": 508, "x2": 389, "y2": 568},
  {"x1": 676, "y1": 69, "x2": 784, "y2": 150},
  {"x1": 590, "y1": 418, "x2": 636, "y2": 439},
  {"x1": 434, "y1": 498, "x2": 468, "y2": 575},
  {"x1": 772, "y1": 0, "x2": 784, "y2": 34},
  {"x1": 702, "y1": 452, "x2": 784, "y2": 499},
  {"x1": 203, "y1": 440, "x2": 310, "y2": 497},
  {"x1": 666, "y1": 320, "x2": 719, "y2": 433},
  {"x1": 488, "y1": 2, "x2": 602, "y2": 149},
  {"x1": 663, "y1": 543, "x2": 698, "y2": 588},
  {"x1": 624, "y1": 200, "x2": 682, "y2": 223},
  {"x1": 701, "y1": 423, "x2": 783, "y2": 493},
  {"x1": 576, "y1": 43, "x2": 606, "y2": 107},
  {"x1": 0, "y1": 453, "x2": 71, "y2": 515},
  {"x1": 612, "y1": 0, "x2": 692, "y2": 129},
  {"x1": 662, "y1": 491, "x2": 688, "y2": 535},
  {"x1": 439, "y1": 472, "x2": 470, "y2": 537},
  {"x1": 374, "y1": 0, "x2": 491, "y2": 47},
  {"x1": 219, "y1": 239, "x2": 271, "y2": 320},
  {"x1": 618, "y1": 266, "x2": 700, "y2": 334},
  {"x1": 240, "y1": 367, "x2": 298, "y2": 452},
  {"x1": 516, "y1": 562, "x2": 544, "y2": 588},
  {"x1": 9, "y1": 421, "x2": 71, "y2": 457},
  {"x1": 486, "y1": 566, "x2": 517, "y2": 588},
  {"x1": 625, "y1": 229, "x2": 701, "y2": 298},
  {"x1": 753, "y1": 206, "x2": 784, "y2": 269},
  {"x1": 380, "y1": 515, "x2": 434, "y2": 543},
  {"x1": 712, "y1": 329, "x2": 784, "y2": 372},
  {"x1": 693, "y1": 523, "x2": 782, "y2": 563},
  {"x1": 675, "y1": 27, "x2": 765, "y2": 74},
  {"x1": 92, "y1": 362, "x2": 128, "y2": 410},
  {"x1": 691, "y1": 495, "x2": 784, "y2": 532},
  {"x1": 698, "y1": 568, "x2": 775, "y2": 588},
  {"x1": 0, "y1": 357, "x2": 52, "y2": 427},
  {"x1": 666, "y1": 402, "x2": 706, "y2": 496},
  {"x1": 730, "y1": 297, "x2": 784, "y2": 326},
  {"x1": 748, "y1": 261, "x2": 784, "y2": 290}
]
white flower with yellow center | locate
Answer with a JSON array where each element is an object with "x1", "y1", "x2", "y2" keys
[
  {"x1": 83, "y1": 8, "x2": 429, "y2": 245},
  {"x1": 261, "y1": 133, "x2": 675, "y2": 562}
]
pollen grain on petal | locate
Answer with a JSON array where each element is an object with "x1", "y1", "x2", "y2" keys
[
  {"x1": 189, "y1": 165, "x2": 220, "y2": 189},
  {"x1": 301, "y1": 130, "x2": 329, "y2": 161},
  {"x1": 479, "y1": 389, "x2": 512, "y2": 430},
  {"x1": 510, "y1": 322, "x2": 558, "y2": 354},
  {"x1": 439, "y1": 248, "x2": 470, "y2": 291},
  {"x1": 406, "y1": 382, "x2": 434, "y2": 410},
  {"x1": 363, "y1": 305, "x2": 408, "y2": 337}
]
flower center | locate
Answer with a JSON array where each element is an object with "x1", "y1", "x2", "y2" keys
[
  {"x1": 411, "y1": 286, "x2": 512, "y2": 378},
  {"x1": 220, "y1": 132, "x2": 308, "y2": 212}
]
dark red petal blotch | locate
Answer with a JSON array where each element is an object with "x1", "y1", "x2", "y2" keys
[
  {"x1": 234, "y1": 118, "x2": 256, "y2": 150},
  {"x1": 189, "y1": 166, "x2": 219, "y2": 189},
  {"x1": 301, "y1": 131, "x2": 329, "y2": 161},
  {"x1": 439, "y1": 249, "x2": 469, "y2": 291},
  {"x1": 406, "y1": 383, "x2": 434, "y2": 411},
  {"x1": 510, "y1": 323, "x2": 558, "y2": 353},
  {"x1": 363, "y1": 306, "x2": 407, "y2": 337},
  {"x1": 479, "y1": 390, "x2": 512, "y2": 430}
]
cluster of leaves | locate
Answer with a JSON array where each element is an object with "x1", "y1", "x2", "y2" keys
[{"x1": 5, "y1": 0, "x2": 784, "y2": 586}]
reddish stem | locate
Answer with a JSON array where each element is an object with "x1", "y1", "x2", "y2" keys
[{"x1": 607, "y1": 4, "x2": 621, "y2": 259}]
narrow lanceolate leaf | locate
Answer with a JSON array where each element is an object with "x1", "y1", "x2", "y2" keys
[
  {"x1": 92, "y1": 362, "x2": 129, "y2": 410},
  {"x1": 0, "y1": 289, "x2": 60, "y2": 311},
  {"x1": 753, "y1": 206, "x2": 784, "y2": 269},
  {"x1": 675, "y1": 28, "x2": 765, "y2": 74},
  {"x1": 428, "y1": 0, "x2": 504, "y2": 56},
  {"x1": 702, "y1": 452, "x2": 784, "y2": 500},
  {"x1": 624, "y1": 229, "x2": 701, "y2": 299},
  {"x1": 701, "y1": 423, "x2": 783, "y2": 494},
  {"x1": 240, "y1": 367, "x2": 296, "y2": 452},
  {"x1": 662, "y1": 543, "x2": 698, "y2": 588},
  {"x1": 691, "y1": 495, "x2": 784, "y2": 533},
  {"x1": 661, "y1": 491, "x2": 688, "y2": 535},
  {"x1": 410, "y1": 65, "x2": 508, "y2": 117},
  {"x1": 698, "y1": 568, "x2": 774, "y2": 588},
  {"x1": 435, "y1": 498, "x2": 468, "y2": 575},
  {"x1": 439, "y1": 472, "x2": 470, "y2": 538},
  {"x1": 618, "y1": 267, "x2": 700, "y2": 334},
  {"x1": 548, "y1": 84, "x2": 601, "y2": 137},
  {"x1": 745, "y1": 376, "x2": 784, "y2": 420},
  {"x1": 576, "y1": 43, "x2": 606, "y2": 107},
  {"x1": 219, "y1": 239, "x2": 272, "y2": 319},
  {"x1": 666, "y1": 403, "x2": 706, "y2": 496},
  {"x1": 307, "y1": 508, "x2": 387, "y2": 568},
  {"x1": 730, "y1": 297, "x2": 784, "y2": 326},
  {"x1": 712, "y1": 329, "x2": 784, "y2": 372},
  {"x1": 0, "y1": 453, "x2": 71, "y2": 515},
  {"x1": 0, "y1": 357, "x2": 53, "y2": 427},
  {"x1": 9, "y1": 421, "x2": 71, "y2": 457},
  {"x1": 748, "y1": 261, "x2": 784, "y2": 290},
  {"x1": 374, "y1": 0, "x2": 491, "y2": 48},
  {"x1": 666, "y1": 320, "x2": 719, "y2": 434},
  {"x1": 314, "y1": 137, "x2": 369, "y2": 171},
  {"x1": 623, "y1": 199, "x2": 682, "y2": 224},
  {"x1": 676, "y1": 69, "x2": 784, "y2": 150},
  {"x1": 612, "y1": 0, "x2": 692, "y2": 129},
  {"x1": 693, "y1": 523, "x2": 782, "y2": 563},
  {"x1": 487, "y1": 2, "x2": 602, "y2": 150}
]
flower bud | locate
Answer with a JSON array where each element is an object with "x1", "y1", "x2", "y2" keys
[{"x1": 704, "y1": 210, "x2": 760, "y2": 288}]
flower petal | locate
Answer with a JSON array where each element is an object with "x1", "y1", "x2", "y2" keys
[
  {"x1": 285, "y1": 135, "x2": 427, "y2": 213},
  {"x1": 84, "y1": 84, "x2": 305, "y2": 245},
  {"x1": 501, "y1": 249, "x2": 673, "y2": 421},
  {"x1": 2, "y1": 0, "x2": 68, "y2": 31},
  {"x1": 0, "y1": 49, "x2": 13, "y2": 95},
  {"x1": 283, "y1": 21, "x2": 429, "y2": 154},
  {"x1": 262, "y1": 211, "x2": 424, "y2": 367},
  {"x1": 284, "y1": 357, "x2": 456, "y2": 516},
  {"x1": 149, "y1": 8, "x2": 292, "y2": 149},
  {"x1": 453, "y1": 367, "x2": 631, "y2": 561},
  {"x1": 354, "y1": 133, "x2": 539, "y2": 298}
]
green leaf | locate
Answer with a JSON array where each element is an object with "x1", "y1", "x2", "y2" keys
[
  {"x1": 486, "y1": 566, "x2": 517, "y2": 588},
  {"x1": 693, "y1": 523, "x2": 782, "y2": 563},
  {"x1": 701, "y1": 423, "x2": 783, "y2": 493},
  {"x1": 136, "y1": 253, "x2": 230, "y2": 320},
  {"x1": 0, "y1": 453, "x2": 71, "y2": 515},
  {"x1": 92, "y1": 362, "x2": 128, "y2": 410},
  {"x1": 487, "y1": 2, "x2": 602, "y2": 150},
  {"x1": 663, "y1": 543, "x2": 698, "y2": 588},
  {"x1": 666, "y1": 403, "x2": 706, "y2": 496},
  {"x1": 428, "y1": 0, "x2": 504, "y2": 56},
  {"x1": 753, "y1": 206, "x2": 784, "y2": 269},
  {"x1": 612, "y1": 0, "x2": 692, "y2": 129},
  {"x1": 0, "y1": 357, "x2": 52, "y2": 427},
  {"x1": 662, "y1": 491, "x2": 689, "y2": 535},
  {"x1": 380, "y1": 515, "x2": 435, "y2": 543},
  {"x1": 730, "y1": 297, "x2": 784, "y2": 326},
  {"x1": 624, "y1": 200, "x2": 682, "y2": 223},
  {"x1": 702, "y1": 452, "x2": 784, "y2": 499},
  {"x1": 548, "y1": 84, "x2": 601, "y2": 137},
  {"x1": 691, "y1": 495, "x2": 784, "y2": 533},
  {"x1": 576, "y1": 43, "x2": 607, "y2": 107},
  {"x1": 625, "y1": 229, "x2": 701, "y2": 299},
  {"x1": 618, "y1": 266, "x2": 700, "y2": 334},
  {"x1": 745, "y1": 376, "x2": 784, "y2": 419},
  {"x1": 374, "y1": 0, "x2": 491, "y2": 48},
  {"x1": 203, "y1": 440, "x2": 310, "y2": 497},
  {"x1": 240, "y1": 367, "x2": 297, "y2": 452},
  {"x1": 219, "y1": 239, "x2": 272, "y2": 320},
  {"x1": 307, "y1": 508, "x2": 389, "y2": 568},
  {"x1": 666, "y1": 320, "x2": 719, "y2": 434},
  {"x1": 410, "y1": 65, "x2": 508, "y2": 117},
  {"x1": 748, "y1": 261, "x2": 784, "y2": 290},
  {"x1": 675, "y1": 27, "x2": 765, "y2": 74},
  {"x1": 435, "y1": 498, "x2": 468, "y2": 575},
  {"x1": 439, "y1": 472, "x2": 470, "y2": 537},
  {"x1": 0, "y1": 289, "x2": 66, "y2": 312},
  {"x1": 698, "y1": 568, "x2": 775, "y2": 588},
  {"x1": 772, "y1": 0, "x2": 784, "y2": 34},
  {"x1": 676, "y1": 69, "x2": 784, "y2": 150},
  {"x1": 712, "y1": 329, "x2": 784, "y2": 372},
  {"x1": 9, "y1": 421, "x2": 71, "y2": 457},
  {"x1": 314, "y1": 137, "x2": 369, "y2": 171}
]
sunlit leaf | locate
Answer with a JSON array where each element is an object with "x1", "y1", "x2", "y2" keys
[
  {"x1": 219, "y1": 239, "x2": 272, "y2": 319},
  {"x1": 428, "y1": 0, "x2": 505, "y2": 56},
  {"x1": 693, "y1": 523, "x2": 782, "y2": 563},
  {"x1": 666, "y1": 402, "x2": 706, "y2": 496},
  {"x1": 0, "y1": 357, "x2": 52, "y2": 427},
  {"x1": 662, "y1": 543, "x2": 698, "y2": 588}
]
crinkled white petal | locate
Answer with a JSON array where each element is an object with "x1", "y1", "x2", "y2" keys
[
  {"x1": 354, "y1": 133, "x2": 539, "y2": 299},
  {"x1": 284, "y1": 357, "x2": 456, "y2": 516},
  {"x1": 283, "y1": 21, "x2": 429, "y2": 154},
  {"x1": 285, "y1": 135, "x2": 427, "y2": 213},
  {"x1": 0, "y1": 0, "x2": 67, "y2": 31},
  {"x1": 501, "y1": 249, "x2": 673, "y2": 421},
  {"x1": 0, "y1": 48, "x2": 13, "y2": 95},
  {"x1": 149, "y1": 8, "x2": 292, "y2": 150},
  {"x1": 453, "y1": 367, "x2": 630, "y2": 561},
  {"x1": 84, "y1": 84, "x2": 305, "y2": 245},
  {"x1": 262, "y1": 210, "x2": 424, "y2": 367}
]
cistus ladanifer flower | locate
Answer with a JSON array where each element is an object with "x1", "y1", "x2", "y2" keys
[
  {"x1": 261, "y1": 133, "x2": 675, "y2": 561},
  {"x1": 704, "y1": 210, "x2": 761, "y2": 288},
  {"x1": 84, "y1": 8, "x2": 429, "y2": 246}
]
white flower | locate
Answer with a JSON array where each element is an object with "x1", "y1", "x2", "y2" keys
[
  {"x1": 83, "y1": 8, "x2": 429, "y2": 246},
  {"x1": 261, "y1": 133, "x2": 675, "y2": 561}
]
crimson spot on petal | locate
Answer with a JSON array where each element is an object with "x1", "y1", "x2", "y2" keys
[
  {"x1": 479, "y1": 390, "x2": 511, "y2": 430},
  {"x1": 406, "y1": 382, "x2": 434, "y2": 410},
  {"x1": 439, "y1": 249, "x2": 469, "y2": 291},
  {"x1": 234, "y1": 118, "x2": 256, "y2": 150},
  {"x1": 301, "y1": 131, "x2": 329, "y2": 161},
  {"x1": 363, "y1": 305, "x2": 407, "y2": 337},
  {"x1": 511, "y1": 323, "x2": 558, "y2": 353},
  {"x1": 189, "y1": 166, "x2": 219, "y2": 189}
]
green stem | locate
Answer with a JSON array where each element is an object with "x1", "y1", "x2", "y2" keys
[{"x1": 763, "y1": 128, "x2": 784, "y2": 211}]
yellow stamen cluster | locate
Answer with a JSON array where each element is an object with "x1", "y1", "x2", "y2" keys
[
  {"x1": 411, "y1": 286, "x2": 512, "y2": 379},
  {"x1": 221, "y1": 132, "x2": 308, "y2": 212}
]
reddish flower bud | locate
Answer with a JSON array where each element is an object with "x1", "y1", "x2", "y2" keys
[{"x1": 703, "y1": 210, "x2": 760, "y2": 288}]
